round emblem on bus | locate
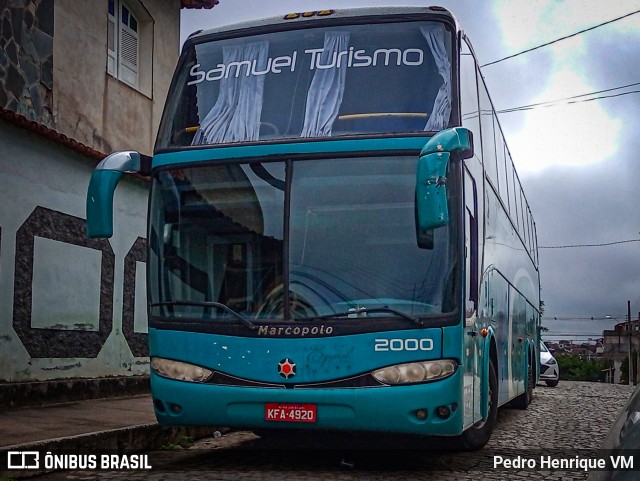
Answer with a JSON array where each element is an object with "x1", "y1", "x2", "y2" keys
[{"x1": 278, "y1": 358, "x2": 296, "y2": 379}]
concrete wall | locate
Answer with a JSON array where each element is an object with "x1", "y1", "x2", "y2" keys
[
  {"x1": 603, "y1": 327, "x2": 640, "y2": 384},
  {"x1": 0, "y1": 0, "x2": 183, "y2": 384},
  {"x1": 0, "y1": 118, "x2": 149, "y2": 382}
]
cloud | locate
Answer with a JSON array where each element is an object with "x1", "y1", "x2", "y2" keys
[
  {"x1": 508, "y1": 70, "x2": 622, "y2": 174},
  {"x1": 527, "y1": 154, "x2": 640, "y2": 319},
  {"x1": 490, "y1": 0, "x2": 625, "y2": 174},
  {"x1": 501, "y1": 2, "x2": 639, "y2": 322}
]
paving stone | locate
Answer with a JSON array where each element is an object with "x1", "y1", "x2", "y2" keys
[{"x1": 33, "y1": 381, "x2": 636, "y2": 481}]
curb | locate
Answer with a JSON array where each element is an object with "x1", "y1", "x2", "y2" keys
[{"x1": 0, "y1": 377, "x2": 150, "y2": 411}]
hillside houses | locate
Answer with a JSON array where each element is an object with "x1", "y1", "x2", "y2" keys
[{"x1": 544, "y1": 340, "x2": 604, "y2": 360}]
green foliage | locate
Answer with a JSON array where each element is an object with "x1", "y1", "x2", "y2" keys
[
  {"x1": 160, "y1": 435, "x2": 194, "y2": 450},
  {"x1": 556, "y1": 354, "x2": 613, "y2": 382}
]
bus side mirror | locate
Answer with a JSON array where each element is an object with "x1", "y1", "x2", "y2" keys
[
  {"x1": 86, "y1": 151, "x2": 142, "y2": 238},
  {"x1": 415, "y1": 128, "x2": 473, "y2": 248}
]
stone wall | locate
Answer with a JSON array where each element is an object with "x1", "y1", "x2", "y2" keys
[{"x1": 0, "y1": 0, "x2": 53, "y2": 126}]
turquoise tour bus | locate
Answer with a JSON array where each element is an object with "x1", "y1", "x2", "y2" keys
[{"x1": 86, "y1": 6, "x2": 540, "y2": 449}]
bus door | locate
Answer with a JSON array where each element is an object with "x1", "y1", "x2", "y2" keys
[{"x1": 463, "y1": 167, "x2": 482, "y2": 425}]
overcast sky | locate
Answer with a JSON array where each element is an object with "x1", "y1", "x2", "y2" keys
[{"x1": 180, "y1": 1, "x2": 640, "y2": 334}]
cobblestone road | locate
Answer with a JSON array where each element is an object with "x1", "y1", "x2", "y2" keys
[{"x1": 37, "y1": 381, "x2": 635, "y2": 481}]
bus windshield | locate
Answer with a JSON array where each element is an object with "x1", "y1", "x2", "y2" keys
[
  {"x1": 148, "y1": 156, "x2": 458, "y2": 323},
  {"x1": 156, "y1": 20, "x2": 453, "y2": 149}
]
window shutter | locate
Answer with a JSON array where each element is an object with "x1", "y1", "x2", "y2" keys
[
  {"x1": 107, "y1": 8, "x2": 117, "y2": 76},
  {"x1": 107, "y1": 0, "x2": 144, "y2": 91},
  {"x1": 118, "y1": 4, "x2": 139, "y2": 88}
]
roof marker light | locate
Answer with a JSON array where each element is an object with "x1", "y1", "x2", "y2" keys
[{"x1": 284, "y1": 10, "x2": 334, "y2": 20}]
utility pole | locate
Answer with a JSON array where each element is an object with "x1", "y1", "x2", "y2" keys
[{"x1": 628, "y1": 301, "x2": 634, "y2": 385}]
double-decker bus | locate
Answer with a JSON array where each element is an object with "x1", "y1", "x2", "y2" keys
[{"x1": 87, "y1": 6, "x2": 540, "y2": 449}]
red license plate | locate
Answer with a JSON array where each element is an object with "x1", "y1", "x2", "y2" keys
[{"x1": 265, "y1": 403, "x2": 317, "y2": 423}]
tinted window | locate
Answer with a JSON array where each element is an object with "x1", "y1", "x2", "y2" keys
[{"x1": 157, "y1": 21, "x2": 453, "y2": 149}]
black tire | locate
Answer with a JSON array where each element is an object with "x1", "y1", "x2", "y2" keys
[
  {"x1": 545, "y1": 379, "x2": 559, "y2": 387},
  {"x1": 460, "y1": 359, "x2": 498, "y2": 450},
  {"x1": 511, "y1": 360, "x2": 533, "y2": 409}
]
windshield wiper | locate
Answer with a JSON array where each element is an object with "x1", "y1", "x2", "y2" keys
[
  {"x1": 150, "y1": 301, "x2": 257, "y2": 330},
  {"x1": 307, "y1": 306, "x2": 424, "y2": 327}
]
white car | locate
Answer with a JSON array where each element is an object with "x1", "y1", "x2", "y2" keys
[{"x1": 539, "y1": 341, "x2": 559, "y2": 387}]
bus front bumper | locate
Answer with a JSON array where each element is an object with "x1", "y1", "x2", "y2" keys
[{"x1": 151, "y1": 369, "x2": 464, "y2": 437}]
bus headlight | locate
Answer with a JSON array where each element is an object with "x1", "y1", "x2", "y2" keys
[
  {"x1": 372, "y1": 359, "x2": 457, "y2": 385},
  {"x1": 151, "y1": 357, "x2": 213, "y2": 383}
]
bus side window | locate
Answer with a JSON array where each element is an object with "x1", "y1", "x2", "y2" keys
[
  {"x1": 464, "y1": 169, "x2": 478, "y2": 313},
  {"x1": 460, "y1": 39, "x2": 480, "y2": 143},
  {"x1": 495, "y1": 133, "x2": 509, "y2": 214},
  {"x1": 477, "y1": 69, "x2": 498, "y2": 190}
]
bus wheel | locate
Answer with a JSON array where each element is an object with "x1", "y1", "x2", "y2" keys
[
  {"x1": 511, "y1": 360, "x2": 533, "y2": 410},
  {"x1": 460, "y1": 359, "x2": 498, "y2": 450}
]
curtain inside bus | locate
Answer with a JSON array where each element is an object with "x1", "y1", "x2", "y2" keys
[
  {"x1": 421, "y1": 24, "x2": 451, "y2": 131},
  {"x1": 300, "y1": 31, "x2": 350, "y2": 138},
  {"x1": 192, "y1": 41, "x2": 269, "y2": 144}
]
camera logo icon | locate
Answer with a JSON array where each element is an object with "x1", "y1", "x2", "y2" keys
[{"x1": 7, "y1": 451, "x2": 40, "y2": 469}]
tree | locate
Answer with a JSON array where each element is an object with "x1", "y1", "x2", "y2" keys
[{"x1": 555, "y1": 354, "x2": 613, "y2": 382}]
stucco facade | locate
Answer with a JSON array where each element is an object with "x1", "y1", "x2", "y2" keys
[
  {"x1": 0, "y1": 118, "x2": 149, "y2": 381},
  {"x1": 52, "y1": 0, "x2": 180, "y2": 155}
]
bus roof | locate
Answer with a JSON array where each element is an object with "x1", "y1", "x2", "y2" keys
[{"x1": 185, "y1": 6, "x2": 458, "y2": 46}]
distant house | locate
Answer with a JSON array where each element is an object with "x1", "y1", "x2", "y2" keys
[
  {"x1": 544, "y1": 339, "x2": 604, "y2": 360},
  {"x1": 595, "y1": 342, "x2": 604, "y2": 356},
  {"x1": 0, "y1": 0, "x2": 217, "y2": 385}
]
